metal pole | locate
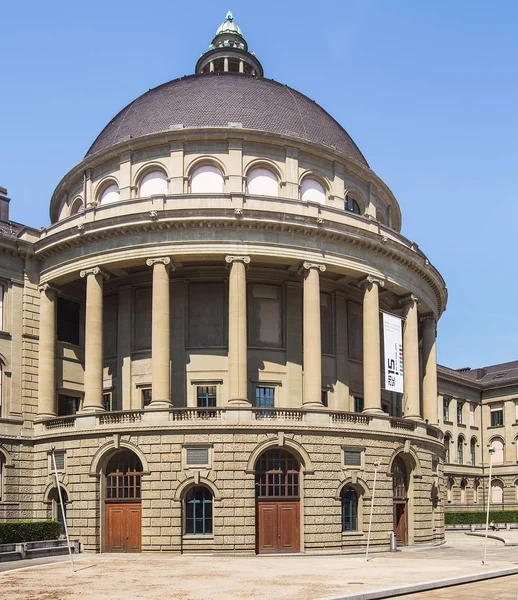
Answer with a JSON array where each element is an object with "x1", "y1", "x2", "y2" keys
[
  {"x1": 482, "y1": 446, "x2": 495, "y2": 566},
  {"x1": 49, "y1": 444, "x2": 75, "y2": 572},
  {"x1": 366, "y1": 461, "x2": 380, "y2": 561}
]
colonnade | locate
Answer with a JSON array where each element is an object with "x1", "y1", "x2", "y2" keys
[{"x1": 37, "y1": 257, "x2": 438, "y2": 421}]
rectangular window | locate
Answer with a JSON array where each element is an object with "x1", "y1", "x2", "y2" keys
[
  {"x1": 255, "y1": 387, "x2": 274, "y2": 408},
  {"x1": 490, "y1": 408, "x2": 504, "y2": 427},
  {"x1": 197, "y1": 386, "x2": 216, "y2": 408},
  {"x1": 353, "y1": 396, "x2": 363, "y2": 413},
  {"x1": 57, "y1": 395, "x2": 80, "y2": 416},
  {"x1": 141, "y1": 388, "x2": 152, "y2": 408},
  {"x1": 343, "y1": 450, "x2": 362, "y2": 467},
  {"x1": 515, "y1": 402, "x2": 518, "y2": 423},
  {"x1": 57, "y1": 298, "x2": 80, "y2": 345},
  {"x1": 0, "y1": 284, "x2": 4, "y2": 331},
  {"x1": 320, "y1": 292, "x2": 333, "y2": 354},
  {"x1": 432, "y1": 457, "x2": 438, "y2": 473},
  {"x1": 457, "y1": 401, "x2": 463, "y2": 425},
  {"x1": 189, "y1": 282, "x2": 225, "y2": 347},
  {"x1": 470, "y1": 403, "x2": 475, "y2": 426},
  {"x1": 103, "y1": 392, "x2": 113, "y2": 412},
  {"x1": 443, "y1": 398, "x2": 450, "y2": 422},
  {"x1": 248, "y1": 284, "x2": 282, "y2": 348},
  {"x1": 321, "y1": 390, "x2": 328, "y2": 407},
  {"x1": 186, "y1": 447, "x2": 210, "y2": 466}
]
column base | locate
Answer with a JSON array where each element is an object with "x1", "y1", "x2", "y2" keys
[
  {"x1": 362, "y1": 407, "x2": 384, "y2": 415},
  {"x1": 35, "y1": 413, "x2": 58, "y2": 421},
  {"x1": 79, "y1": 405, "x2": 105, "y2": 414},
  {"x1": 227, "y1": 398, "x2": 251, "y2": 407},
  {"x1": 147, "y1": 400, "x2": 173, "y2": 410},
  {"x1": 302, "y1": 402, "x2": 324, "y2": 410},
  {"x1": 403, "y1": 413, "x2": 424, "y2": 421}
]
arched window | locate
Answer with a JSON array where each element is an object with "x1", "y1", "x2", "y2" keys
[
  {"x1": 190, "y1": 165, "x2": 224, "y2": 194},
  {"x1": 460, "y1": 479, "x2": 467, "y2": 503},
  {"x1": 341, "y1": 486, "x2": 358, "y2": 532},
  {"x1": 392, "y1": 456, "x2": 408, "y2": 500},
  {"x1": 345, "y1": 192, "x2": 361, "y2": 214},
  {"x1": 185, "y1": 486, "x2": 213, "y2": 535},
  {"x1": 246, "y1": 168, "x2": 279, "y2": 196},
  {"x1": 0, "y1": 362, "x2": 3, "y2": 418},
  {"x1": 491, "y1": 479, "x2": 504, "y2": 504},
  {"x1": 300, "y1": 177, "x2": 325, "y2": 204},
  {"x1": 457, "y1": 437, "x2": 464, "y2": 465},
  {"x1": 491, "y1": 438, "x2": 504, "y2": 465},
  {"x1": 470, "y1": 438, "x2": 477, "y2": 466},
  {"x1": 473, "y1": 479, "x2": 480, "y2": 504},
  {"x1": 255, "y1": 449, "x2": 300, "y2": 498},
  {"x1": 139, "y1": 170, "x2": 168, "y2": 197},
  {"x1": 444, "y1": 434, "x2": 451, "y2": 463},
  {"x1": 70, "y1": 197, "x2": 84, "y2": 216},
  {"x1": 99, "y1": 183, "x2": 120, "y2": 205},
  {"x1": 447, "y1": 477, "x2": 454, "y2": 503},
  {"x1": 48, "y1": 487, "x2": 68, "y2": 535},
  {"x1": 0, "y1": 454, "x2": 4, "y2": 502},
  {"x1": 515, "y1": 480, "x2": 518, "y2": 503},
  {"x1": 106, "y1": 451, "x2": 143, "y2": 500}
]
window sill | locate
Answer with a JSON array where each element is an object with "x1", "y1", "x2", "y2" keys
[
  {"x1": 487, "y1": 425, "x2": 504, "y2": 429},
  {"x1": 182, "y1": 535, "x2": 214, "y2": 540},
  {"x1": 0, "y1": 330, "x2": 11, "y2": 340},
  {"x1": 457, "y1": 423, "x2": 466, "y2": 428},
  {"x1": 341, "y1": 531, "x2": 363, "y2": 537},
  {"x1": 444, "y1": 421, "x2": 453, "y2": 426}
]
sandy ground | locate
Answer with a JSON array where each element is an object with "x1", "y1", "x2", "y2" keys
[{"x1": 0, "y1": 534, "x2": 516, "y2": 600}]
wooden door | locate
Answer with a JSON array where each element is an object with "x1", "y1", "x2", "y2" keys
[
  {"x1": 393, "y1": 501, "x2": 407, "y2": 546},
  {"x1": 257, "y1": 501, "x2": 299, "y2": 553},
  {"x1": 106, "y1": 503, "x2": 141, "y2": 552}
]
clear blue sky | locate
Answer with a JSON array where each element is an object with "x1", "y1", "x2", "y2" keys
[{"x1": 1, "y1": 1, "x2": 517, "y2": 369}]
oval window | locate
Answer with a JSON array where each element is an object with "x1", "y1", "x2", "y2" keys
[
  {"x1": 191, "y1": 165, "x2": 224, "y2": 194},
  {"x1": 301, "y1": 178, "x2": 325, "y2": 204},
  {"x1": 247, "y1": 168, "x2": 279, "y2": 196},
  {"x1": 140, "y1": 171, "x2": 167, "y2": 197}
]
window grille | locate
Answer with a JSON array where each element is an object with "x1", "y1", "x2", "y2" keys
[
  {"x1": 106, "y1": 452, "x2": 143, "y2": 501},
  {"x1": 457, "y1": 438, "x2": 464, "y2": 465},
  {"x1": 53, "y1": 452, "x2": 65, "y2": 471},
  {"x1": 197, "y1": 386, "x2": 216, "y2": 408},
  {"x1": 256, "y1": 387, "x2": 274, "y2": 408},
  {"x1": 341, "y1": 486, "x2": 358, "y2": 531},
  {"x1": 490, "y1": 409, "x2": 503, "y2": 427},
  {"x1": 470, "y1": 439, "x2": 476, "y2": 465},
  {"x1": 185, "y1": 486, "x2": 213, "y2": 535},
  {"x1": 255, "y1": 449, "x2": 299, "y2": 498}
]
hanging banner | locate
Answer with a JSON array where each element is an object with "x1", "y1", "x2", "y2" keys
[{"x1": 383, "y1": 313, "x2": 404, "y2": 393}]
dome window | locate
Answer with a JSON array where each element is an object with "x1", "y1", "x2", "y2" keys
[
  {"x1": 99, "y1": 183, "x2": 120, "y2": 205},
  {"x1": 190, "y1": 165, "x2": 224, "y2": 194},
  {"x1": 345, "y1": 193, "x2": 361, "y2": 215},
  {"x1": 70, "y1": 197, "x2": 84, "y2": 216},
  {"x1": 140, "y1": 171, "x2": 167, "y2": 197},
  {"x1": 246, "y1": 168, "x2": 278, "y2": 197},
  {"x1": 300, "y1": 178, "x2": 325, "y2": 204}
]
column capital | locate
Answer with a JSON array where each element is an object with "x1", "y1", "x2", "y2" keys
[
  {"x1": 80, "y1": 266, "x2": 109, "y2": 280},
  {"x1": 358, "y1": 275, "x2": 385, "y2": 289},
  {"x1": 146, "y1": 256, "x2": 175, "y2": 270},
  {"x1": 420, "y1": 312, "x2": 437, "y2": 324},
  {"x1": 302, "y1": 261, "x2": 326, "y2": 273},
  {"x1": 225, "y1": 255, "x2": 251, "y2": 266},
  {"x1": 38, "y1": 283, "x2": 59, "y2": 295},
  {"x1": 398, "y1": 293, "x2": 419, "y2": 308}
]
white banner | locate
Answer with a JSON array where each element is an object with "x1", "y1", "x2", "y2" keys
[{"x1": 383, "y1": 313, "x2": 404, "y2": 393}]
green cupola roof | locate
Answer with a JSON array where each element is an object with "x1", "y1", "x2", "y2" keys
[{"x1": 214, "y1": 11, "x2": 243, "y2": 39}]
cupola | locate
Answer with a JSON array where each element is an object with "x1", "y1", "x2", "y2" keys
[{"x1": 195, "y1": 11, "x2": 264, "y2": 77}]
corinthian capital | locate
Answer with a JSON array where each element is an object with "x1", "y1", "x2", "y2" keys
[
  {"x1": 225, "y1": 255, "x2": 251, "y2": 265},
  {"x1": 146, "y1": 257, "x2": 174, "y2": 270},
  {"x1": 358, "y1": 275, "x2": 385, "y2": 289},
  {"x1": 80, "y1": 267, "x2": 109, "y2": 280},
  {"x1": 302, "y1": 261, "x2": 326, "y2": 272}
]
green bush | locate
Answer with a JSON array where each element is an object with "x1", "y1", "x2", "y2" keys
[
  {"x1": 0, "y1": 520, "x2": 62, "y2": 544},
  {"x1": 445, "y1": 511, "x2": 518, "y2": 525}
]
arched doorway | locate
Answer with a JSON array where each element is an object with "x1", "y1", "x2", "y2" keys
[
  {"x1": 255, "y1": 448, "x2": 300, "y2": 553},
  {"x1": 105, "y1": 451, "x2": 142, "y2": 552},
  {"x1": 392, "y1": 456, "x2": 409, "y2": 545},
  {"x1": 48, "y1": 487, "x2": 68, "y2": 536}
]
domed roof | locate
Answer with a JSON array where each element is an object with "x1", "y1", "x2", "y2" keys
[{"x1": 85, "y1": 73, "x2": 368, "y2": 166}]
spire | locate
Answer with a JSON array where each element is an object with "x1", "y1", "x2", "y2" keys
[{"x1": 195, "y1": 12, "x2": 264, "y2": 77}]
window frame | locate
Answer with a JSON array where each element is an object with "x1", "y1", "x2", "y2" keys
[
  {"x1": 456, "y1": 401, "x2": 464, "y2": 425},
  {"x1": 443, "y1": 398, "x2": 450, "y2": 422},
  {"x1": 341, "y1": 486, "x2": 359, "y2": 532},
  {"x1": 184, "y1": 486, "x2": 214, "y2": 536},
  {"x1": 490, "y1": 407, "x2": 504, "y2": 427},
  {"x1": 457, "y1": 437, "x2": 464, "y2": 465},
  {"x1": 255, "y1": 386, "x2": 275, "y2": 409}
]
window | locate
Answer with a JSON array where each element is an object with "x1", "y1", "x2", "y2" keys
[
  {"x1": 141, "y1": 388, "x2": 152, "y2": 408},
  {"x1": 473, "y1": 480, "x2": 480, "y2": 504},
  {"x1": 491, "y1": 438, "x2": 504, "y2": 465},
  {"x1": 457, "y1": 437, "x2": 464, "y2": 465},
  {"x1": 57, "y1": 298, "x2": 80, "y2": 345},
  {"x1": 70, "y1": 197, "x2": 84, "y2": 216},
  {"x1": 353, "y1": 396, "x2": 363, "y2": 413},
  {"x1": 185, "y1": 486, "x2": 213, "y2": 535},
  {"x1": 190, "y1": 165, "x2": 224, "y2": 194},
  {"x1": 99, "y1": 183, "x2": 120, "y2": 204},
  {"x1": 57, "y1": 395, "x2": 80, "y2": 416},
  {"x1": 103, "y1": 392, "x2": 113, "y2": 412},
  {"x1": 460, "y1": 479, "x2": 467, "y2": 503},
  {"x1": 444, "y1": 434, "x2": 451, "y2": 463},
  {"x1": 343, "y1": 450, "x2": 362, "y2": 467},
  {"x1": 134, "y1": 287, "x2": 152, "y2": 351},
  {"x1": 320, "y1": 292, "x2": 333, "y2": 355},
  {"x1": 341, "y1": 486, "x2": 358, "y2": 532},
  {"x1": 443, "y1": 398, "x2": 450, "y2": 422},
  {"x1": 255, "y1": 449, "x2": 299, "y2": 498},
  {"x1": 255, "y1": 387, "x2": 274, "y2": 408},
  {"x1": 457, "y1": 401, "x2": 463, "y2": 425},
  {"x1": 432, "y1": 457, "x2": 438, "y2": 473},
  {"x1": 447, "y1": 477, "x2": 453, "y2": 503},
  {"x1": 0, "y1": 362, "x2": 3, "y2": 418},
  {"x1": 139, "y1": 170, "x2": 167, "y2": 197},
  {"x1": 197, "y1": 386, "x2": 216, "y2": 408},
  {"x1": 345, "y1": 194, "x2": 361, "y2": 214},
  {"x1": 490, "y1": 408, "x2": 504, "y2": 427},
  {"x1": 515, "y1": 402, "x2": 518, "y2": 423},
  {"x1": 491, "y1": 480, "x2": 504, "y2": 504},
  {"x1": 246, "y1": 168, "x2": 279, "y2": 196},
  {"x1": 48, "y1": 487, "x2": 68, "y2": 536},
  {"x1": 300, "y1": 177, "x2": 325, "y2": 204},
  {"x1": 0, "y1": 455, "x2": 4, "y2": 502},
  {"x1": 106, "y1": 451, "x2": 142, "y2": 500},
  {"x1": 469, "y1": 403, "x2": 475, "y2": 426},
  {"x1": 248, "y1": 284, "x2": 282, "y2": 348},
  {"x1": 0, "y1": 284, "x2": 4, "y2": 331},
  {"x1": 321, "y1": 390, "x2": 328, "y2": 407},
  {"x1": 470, "y1": 438, "x2": 476, "y2": 466}
]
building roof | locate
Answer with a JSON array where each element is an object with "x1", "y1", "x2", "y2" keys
[
  {"x1": 438, "y1": 360, "x2": 518, "y2": 390},
  {"x1": 85, "y1": 73, "x2": 369, "y2": 166},
  {"x1": 0, "y1": 220, "x2": 25, "y2": 239}
]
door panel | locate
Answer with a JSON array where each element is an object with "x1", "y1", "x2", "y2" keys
[
  {"x1": 257, "y1": 501, "x2": 299, "y2": 553},
  {"x1": 106, "y1": 503, "x2": 141, "y2": 552},
  {"x1": 278, "y1": 502, "x2": 300, "y2": 552},
  {"x1": 258, "y1": 503, "x2": 277, "y2": 553},
  {"x1": 394, "y1": 502, "x2": 407, "y2": 545}
]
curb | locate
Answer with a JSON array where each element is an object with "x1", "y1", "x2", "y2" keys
[
  {"x1": 466, "y1": 531, "x2": 518, "y2": 546},
  {"x1": 314, "y1": 566, "x2": 518, "y2": 600}
]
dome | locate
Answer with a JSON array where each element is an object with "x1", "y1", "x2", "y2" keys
[{"x1": 85, "y1": 73, "x2": 369, "y2": 166}]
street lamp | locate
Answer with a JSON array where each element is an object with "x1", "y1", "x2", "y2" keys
[{"x1": 482, "y1": 446, "x2": 496, "y2": 566}]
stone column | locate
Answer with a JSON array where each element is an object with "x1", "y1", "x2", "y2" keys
[
  {"x1": 38, "y1": 284, "x2": 57, "y2": 417},
  {"x1": 226, "y1": 255, "x2": 251, "y2": 405},
  {"x1": 422, "y1": 313, "x2": 438, "y2": 425},
  {"x1": 146, "y1": 257, "x2": 173, "y2": 408},
  {"x1": 360, "y1": 276, "x2": 384, "y2": 414},
  {"x1": 303, "y1": 262, "x2": 326, "y2": 408},
  {"x1": 401, "y1": 294, "x2": 421, "y2": 420},
  {"x1": 80, "y1": 267, "x2": 108, "y2": 412}
]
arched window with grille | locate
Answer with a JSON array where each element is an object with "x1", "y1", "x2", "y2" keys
[
  {"x1": 106, "y1": 451, "x2": 142, "y2": 500},
  {"x1": 185, "y1": 486, "x2": 213, "y2": 535},
  {"x1": 444, "y1": 433, "x2": 451, "y2": 463},
  {"x1": 341, "y1": 486, "x2": 358, "y2": 532},
  {"x1": 255, "y1": 449, "x2": 300, "y2": 498},
  {"x1": 470, "y1": 438, "x2": 477, "y2": 466},
  {"x1": 457, "y1": 436, "x2": 464, "y2": 465}
]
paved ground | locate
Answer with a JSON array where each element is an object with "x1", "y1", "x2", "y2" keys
[
  {"x1": 0, "y1": 533, "x2": 517, "y2": 600},
  {"x1": 391, "y1": 574, "x2": 518, "y2": 599}
]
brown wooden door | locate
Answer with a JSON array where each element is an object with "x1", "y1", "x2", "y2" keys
[
  {"x1": 393, "y1": 501, "x2": 407, "y2": 546},
  {"x1": 106, "y1": 503, "x2": 141, "y2": 552},
  {"x1": 257, "y1": 501, "x2": 300, "y2": 553}
]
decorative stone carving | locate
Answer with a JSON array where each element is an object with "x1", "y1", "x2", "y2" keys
[
  {"x1": 357, "y1": 274, "x2": 385, "y2": 289},
  {"x1": 79, "y1": 266, "x2": 109, "y2": 280},
  {"x1": 302, "y1": 262, "x2": 326, "y2": 272},
  {"x1": 146, "y1": 257, "x2": 174, "y2": 270},
  {"x1": 225, "y1": 255, "x2": 251, "y2": 265}
]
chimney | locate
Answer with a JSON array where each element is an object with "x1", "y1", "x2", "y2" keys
[{"x1": 0, "y1": 187, "x2": 10, "y2": 222}]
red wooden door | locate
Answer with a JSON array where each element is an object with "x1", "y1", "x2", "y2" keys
[
  {"x1": 106, "y1": 503, "x2": 141, "y2": 552},
  {"x1": 393, "y1": 501, "x2": 407, "y2": 546},
  {"x1": 257, "y1": 501, "x2": 299, "y2": 553}
]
